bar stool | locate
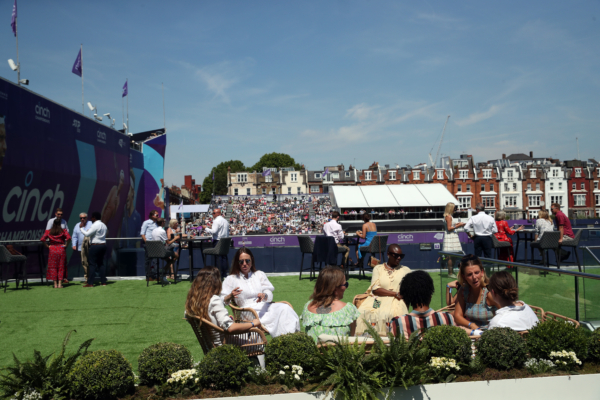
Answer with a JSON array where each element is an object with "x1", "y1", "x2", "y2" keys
[
  {"x1": 560, "y1": 229, "x2": 583, "y2": 272},
  {"x1": 358, "y1": 235, "x2": 388, "y2": 279},
  {"x1": 297, "y1": 235, "x2": 315, "y2": 280},
  {"x1": 530, "y1": 232, "x2": 561, "y2": 269},
  {"x1": 0, "y1": 245, "x2": 28, "y2": 292}
]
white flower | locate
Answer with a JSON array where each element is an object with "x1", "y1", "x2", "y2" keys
[
  {"x1": 294, "y1": 374, "x2": 300, "y2": 381},
  {"x1": 279, "y1": 371, "x2": 286, "y2": 375},
  {"x1": 284, "y1": 365, "x2": 290, "y2": 369}
]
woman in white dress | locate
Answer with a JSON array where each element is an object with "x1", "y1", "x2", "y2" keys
[
  {"x1": 185, "y1": 267, "x2": 262, "y2": 347},
  {"x1": 222, "y1": 247, "x2": 300, "y2": 337},
  {"x1": 442, "y1": 202, "x2": 466, "y2": 278}
]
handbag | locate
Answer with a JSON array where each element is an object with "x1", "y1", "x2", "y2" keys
[{"x1": 353, "y1": 279, "x2": 380, "y2": 309}]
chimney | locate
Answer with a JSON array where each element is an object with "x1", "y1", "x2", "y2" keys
[
  {"x1": 529, "y1": 151, "x2": 533, "y2": 158},
  {"x1": 502, "y1": 154, "x2": 506, "y2": 159}
]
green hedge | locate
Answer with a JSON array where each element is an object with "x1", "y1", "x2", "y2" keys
[
  {"x1": 198, "y1": 345, "x2": 251, "y2": 391},
  {"x1": 138, "y1": 342, "x2": 193, "y2": 386},
  {"x1": 68, "y1": 350, "x2": 135, "y2": 400},
  {"x1": 422, "y1": 325, "x2": 472, "y2": 364},
  {"x1": 476, "y1": 328, "x2": 528, "y2": 370},
  {"x1": 527, "y1": 320, "x2": 588, "y2": 360},
  {"x1": 265, "y1": 332, "x2": 318, "y2": 376}
]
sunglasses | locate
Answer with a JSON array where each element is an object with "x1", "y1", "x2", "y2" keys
[
  {"x1": 80, "y1": 217, "x2": 87, "y2": 220},
  {"x1": 461, "y1": 254, "x2": 478, "y2": 263},
  {"x1": 388, "y1": 252, "x2": 405, "y2": 260},
  {"x1": 239, "y1": 259, "x2": 252, "y2": 265},
  {"x1": 339, "y1": 282, "x2": 349, "y2": 288}
]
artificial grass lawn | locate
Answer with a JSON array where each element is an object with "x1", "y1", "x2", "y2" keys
[{"x1": 1, "y1": 269, "x2": 597, "y2": 371}]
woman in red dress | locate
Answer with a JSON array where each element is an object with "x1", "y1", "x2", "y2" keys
[
  {"x1": 40, "y1": 219, "x2": 71, "y2": 288},
  {"x1": 494, "y1": 211, "x2": 523, "y2": 262}
]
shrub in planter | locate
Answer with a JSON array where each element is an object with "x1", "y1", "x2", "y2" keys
[
  {"x1": 587, "y1": 329, "x2": 600, "y2": 363},
  {"x1": 265, "y1": 332, "x2": 318, "y2": 376},
  {"x1": 197, "y1": 345, "x2": 252, "y2": 391},
  {"x1": 68, "y1": 350, "x2": 135, "y2": 400},
  {"x1": 138, "y1": 342, "x2": 193, "y2": 386},
  {"x1": 421, "y1": 325, "x2": 472, "y2": 364},
  {"x1": 476, "y1": 328, "x2": 527, "y2": 370},
  {"x1": 527, "y1": 319, "x2": 588, "y2": 361}
]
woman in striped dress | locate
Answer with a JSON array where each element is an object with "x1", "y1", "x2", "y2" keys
[{"x1": 442, "y1": 203, "x2": 465, "y2": 278}]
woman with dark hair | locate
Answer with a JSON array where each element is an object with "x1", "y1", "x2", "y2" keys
[
  {"x1": 185, "y1": 266, "x2": 261, "y2": 346},
  {"x1": 40, "y1": 218, "x2": 71, "y2": 288},
  {"x1": 355, "y1": 212, "x2": 377, "y2": 264},
  {"x1": 300, "y1": 267, "x2": 360, "y2": 341},
  {"x1": 453, "y1": 254, "x2": 499, "y2": 332},
  {"x1": 221, "y1": 247, "x2": 300, "y2": 337},
  {"x1": 487, "y1": 271, "x2": 538, "y2": 331}
]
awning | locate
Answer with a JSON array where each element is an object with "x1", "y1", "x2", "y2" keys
[
  {"x1": 169, "y1": 204, "x2": 210, "y2": 215},
  {"x1": 330, "y1": 184, "x2": 458, "y2": 209}
]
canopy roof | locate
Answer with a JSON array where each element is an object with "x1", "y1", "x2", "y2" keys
[
  {"x1": 169, "y1": 204, "x2": 210, "y2": 215},
  {"x1": 330, "y1": 184, "x2": 458, "y2": 209}
]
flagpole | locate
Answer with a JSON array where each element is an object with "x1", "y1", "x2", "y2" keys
[
  {"x1": 15, "y1": 3, "x2": 19, "y2": 85},
  {"x1": 126, "y1": 78, "x2": 129, "y2": 133},
  {"x1": 80, "y1": 44, "x2": 84, "y2": 114}
]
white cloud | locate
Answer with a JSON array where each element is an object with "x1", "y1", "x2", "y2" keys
[
  {"x1": 455, "y1": 105, "x2": 503, "y2": 127},
  {"x1": 345, "y1": 103, "x2": 378, "y2": 120}
]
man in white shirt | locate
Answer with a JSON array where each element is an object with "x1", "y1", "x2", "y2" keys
[
  {"x1": 464, "y1": 203, "x2": 498, "y2": 258},
  {"x1": 323, "y1": 211, "x2": 349, "y2": 266},
  {"x1": 46, "y1": 208, "x2": 69, "y2": 233},
  {"x1": 81, "y1": 211, "x2": 108, "y2": 287},
  {"x1": 141, "y1": 211, "x2": 159, "y2": 280},
  {"x1": 72, "y1": 213, "x2": 93, "y2": 281},
  {"x1": 203, "y1": 208, "x2": 230, "y2": 277}
]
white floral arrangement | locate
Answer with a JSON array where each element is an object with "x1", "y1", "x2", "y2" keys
[
  {"x1": 166, "y1": 368, "x2": 199, "y2": 386},
  {"x1": 278, "y1": 365, "x2": 304, "y2": 386},
  {"x1": 429, "y1": 357, "x2": 460, "y2": 372},
  {"x1": 549, "y1": 350, "x2": 582, "y2": 368},
  {"x1": 10, "y1": 390, "x2": 42, "y2": 400},
  {"x1": 524, "y1": 358, "x2": 556, "y2": 374}
]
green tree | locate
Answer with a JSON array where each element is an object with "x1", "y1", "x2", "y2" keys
[
  {"x1": 250, "y1": 152, "x2": 302, "y2": 173},
  {"x1": 199, "y1": 160, "x2": 246, "y2": 204}
]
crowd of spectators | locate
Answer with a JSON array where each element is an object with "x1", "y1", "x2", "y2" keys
[{"x1": 187, "y1": 196, "x2": 333, "y2": 236}]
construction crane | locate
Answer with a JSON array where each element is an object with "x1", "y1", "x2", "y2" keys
[{"x1": 428, "y1": 115, "x2": 450, "y2": 169}]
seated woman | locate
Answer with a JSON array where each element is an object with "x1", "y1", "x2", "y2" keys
[
  {"x1": 300, "y1": 267, "x2": 360, "y2": 342},
  {"x1": 355, "y1": 213, "x2": 377, "y2": 265},
  {"x1": 184, "y1": 266, "x2": 261, "y2": 346},
  {"x1": 453, "y1": 255, "x2": 499, "y2": 333},
  {"x1": 221, "y1": 247, "x2": 300, "y2": 337},
  {"x1": 494, "y1": 211, "x2": 524, "y2": 262},
  {"x1": 488, "y1": 271, "x2": 539, "y2": 331},
  {"x1": 533, "y1": 210, "x2": 554, "y2": 263},
  {"x1": 355, "y1": 244, "x2": 411, "y2": 335},
  {"x1": 391, "y1": 271, "x2": 455, "y2": 339}
]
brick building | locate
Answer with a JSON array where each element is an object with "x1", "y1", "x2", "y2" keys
[
  {"x1": 566, "y1": 160, "x2": 594, "y2": 217},
  {"x1": 521, "y1": 165, "x2": 546, "y2": 218}
]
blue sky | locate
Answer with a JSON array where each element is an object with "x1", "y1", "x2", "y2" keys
[{"x1": 2, "y1": 1, "x2": 599, "y2": 186}]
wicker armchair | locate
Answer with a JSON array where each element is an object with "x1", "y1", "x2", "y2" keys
[
  {"x1": 544, "y1": 311, "x2": 580, "y2": 328},
  {"x1": 186, "y1": 315, "x2": 266, "y2": 357},
  {"x1": 229, "y1": 298, "x2": 294, "y2": 335}
]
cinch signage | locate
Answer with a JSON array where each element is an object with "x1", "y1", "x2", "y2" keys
[
  {"x1": 269, "y1": 236, "x2": 286, "y2": 244},
  {"x1": 2, "y1": 172, "x2": 64, "y2": 223},
  {"x1": 397, "y1": 234, "x2": 414, "y2": 242},
  {"x1": 34, "y1": 103, "x2": 50, "y2": 123}
]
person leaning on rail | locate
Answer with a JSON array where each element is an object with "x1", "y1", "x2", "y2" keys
[
  {"x1": 81, "y1": 211, "x2": 108, "y2": 288},
  {"x1": 463, "y1": 203, "x2": 497, "y2": 258}
]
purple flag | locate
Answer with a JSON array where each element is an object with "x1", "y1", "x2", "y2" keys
[
  {"x1": 10, "y1": 0, "x2": 16, "y2": 37},
  {"x1": 178, "y1": 199, "x2": 183, "y2": 210},
  {"x1": 122, "y1": 80, "x2": 128, "y2": 97},
  {"x1": 323, "y1": 168, "x2": 329, "y2": 176},
  {"x1": 212, "y1": 171, "x2": 215, "y2": 181},
  {"x1": 72, "y1": 48, "x2": 82, "y2": 77},
  {"x1": 262, "y1": 169, "x2": 271, "y2": 177}
]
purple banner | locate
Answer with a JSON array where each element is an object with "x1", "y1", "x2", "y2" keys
[{"x1": 233, "y1": 231, "x2": 473, "y2": 248}]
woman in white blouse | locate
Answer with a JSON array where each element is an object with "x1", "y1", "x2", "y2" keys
[
  {"x1": 222, "y1": 247, "x2": 300, "y2": 337},
  {"x1": 185, "y1": 267, "x2": 261, "y2": 346}
]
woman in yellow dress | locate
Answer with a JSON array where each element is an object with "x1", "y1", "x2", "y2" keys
[{"x1": 355, "y1": 244, "x2": 411, "y2": 335}]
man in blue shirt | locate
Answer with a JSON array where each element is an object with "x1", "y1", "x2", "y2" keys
[
  {"x1": 141, "y1": 211, "x2": 158, "y2": 280},
  {"x1": 72, "y1": 212, "x2": 93, "y2": 281}
]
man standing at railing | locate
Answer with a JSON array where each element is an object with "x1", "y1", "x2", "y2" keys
[
  {"x1": 551, "y1": 203, "x2": 574, "y2": 260},
  {"x1": 141, "y1": 211, "x2": 158, "y2": 280},
  {"x1": 81, "y1": 212, "x2": 108, "y2": 287},
  {"x1": 464, "y1": 203, "x2": 497, "y2": 258},
  {"x1": 72, "y1": 213, "x2": 92, "y2": 281},
  {"x1": 203, "y1": 208, "x2": 230, "y2": 277}
]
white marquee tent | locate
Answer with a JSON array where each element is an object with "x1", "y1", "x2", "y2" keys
[{"x1": 330, "y1": 184, "x2": 459, "y2": 209}]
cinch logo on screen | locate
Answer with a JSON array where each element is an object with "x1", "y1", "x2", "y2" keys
[
  {"x1": 72, "y1": 119, "x2": 81, "y2": 133},
  {"x1": 34, "y1": 104, "x2": 50, "y2": 123},
  {"x1": 270, "y1": 237, "x2": 286, "y2": 244},
  {"x1": 397, "y1": 234, "x2": 414, "y2": 242},
  {"x1": 118, "y1": 139, "x2": 124, "y2": 148},
  {"x1": 97, "y1": 130, "x2": 106, "y2": 144},
  {"x1": 2, "y1": 173, "x2": 65, "y2": 224}
]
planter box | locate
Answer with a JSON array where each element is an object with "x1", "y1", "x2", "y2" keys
[{"x1": 204, "y1": 373, "x2": 600, "y2": 400}]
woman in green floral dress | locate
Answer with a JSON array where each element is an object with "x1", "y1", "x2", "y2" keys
[{"x1": 300, "y1": 267, "x2": 360, "y2": 342}]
